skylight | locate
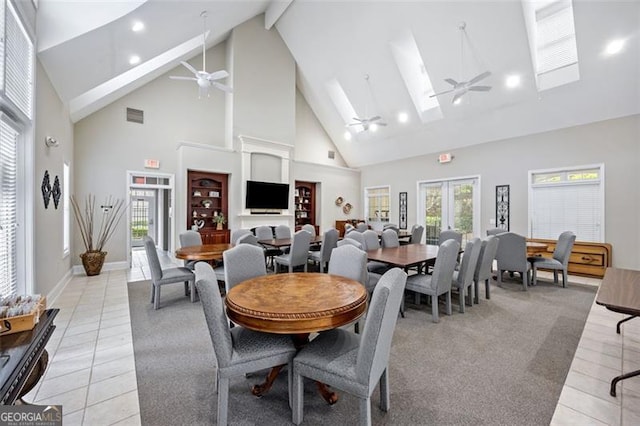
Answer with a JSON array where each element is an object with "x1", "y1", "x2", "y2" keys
[
  {"x1": 390, "y1": 32, "x2": 442, "y2": 123},
  {"x1": 325, "y1": 78, "x2": 362, "y2": 133},
  {"x1": 522, "y1": 0, "x2": 580, "y2": 91}
]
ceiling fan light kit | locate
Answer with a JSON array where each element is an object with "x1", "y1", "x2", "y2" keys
[
  {"x1": 169, "y1": 11, "x2": 232, "y2": 98},
  {"x1": 430, "y1": 22, "x2": 492, "y2": 104}
]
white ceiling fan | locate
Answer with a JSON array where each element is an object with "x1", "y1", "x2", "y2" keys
[
  {"x1": 346, "y1": 74, "x2": 387, "y2": 132},
  {"x1": 430, "y1": 22, "x2": 492, "y2": 105},
  {"x1": 169, "y1": 11, "x2": 232, "y2": 98}
]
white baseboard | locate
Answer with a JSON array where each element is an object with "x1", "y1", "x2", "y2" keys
[
  {"x1": 72, "y1": 260, "x2": 129, "y2": 276},
  {"x1": 47, "y1": 269, "x2": 73, "y2": 307}
]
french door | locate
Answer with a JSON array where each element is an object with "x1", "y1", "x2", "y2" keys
[{"x1": 418, "y1": 177, "x2": 480, "y2": 245}]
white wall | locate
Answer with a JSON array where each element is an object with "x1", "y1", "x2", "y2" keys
[
  {"x1": 35, "y1": 60, "x2": 74, "y2": 295},
  {"x1": 360, "y1": 114, "x2": 640, "y2": 269}
]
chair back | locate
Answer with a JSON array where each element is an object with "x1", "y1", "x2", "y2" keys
[
  {"x1": 363, "y1": 230, "x2": 380, "y2": 250},
  {"x1": 301, "y1": 224, "x2": 316, "y2": 237},
  {"x1": 328, "y1": 244, "x2": 367, "y2": 285},
  {"x1": 143, "y1": 236, "x2": 164, "y2": 282},
  {"x1": 383, "y1": 223, "x2": 399, "y2": 234},
  {"x1": 230, "y1": 229, "x2": 251, "y2": 245},
  {"x1": 356, "y1": 222, "x2": 368, "y2": 232},
  {"x1": 346, "y1": 231, "x2": 366, "y2": 249},
  {"x1": 474, "y1": 236, "x2": 499, "y2": 283},
  {"x1": 289, "y1": 230, "x2": 313, "y2": 266},
  {"x1": 223, "y1": 244, "x2": 267, "y2": 291},
  {"x1": 410, "y1": 225, "x2": 424, "y2": 244},
  {"x1": 195, "y1": 263, "x2": 233, "y2": 367},
  {"x1": 457, "y1": 238, "x2": 482, "y2": 287},
  {"x1": 553, "y1": 231, "x2": 576, "y2": 266},
  {"x1": 495, "y1": 232, "x2": 527, "y2": 271},
  {"x1": 255, "y1": 225, "x2": 273, "y2": 240},
  {"x1": 179, "y1": 230, "x2": 202, "y2": 248},
  {"x1": 381, "y1": 229, "x2": 399, "y2": 248},
  {"x1": 356, "y1": 268, "x2": 407, "y2": 390},
  {"x1": 486, "y1": 228, "x2": 504, "y2": 236},
  {"x1": 438, "y1": 230, "x2": 462, "y2": 246},
  {"x1": 319, "y1": 228, "x2": 339, "y2": 263},
  {"x1": 337, "y1": 238, "x2": 363, "y2": 250},
  {"x1": 430, "y1": 239, "x2": 460, "y2": 293},
  {"x1": 344, "y1": 223, "x2": 355, "y2": 234},
  {"x1": 237, "y1": 233, "x2": 260, "y2": 246},
  {"x1": 275, "y1": 225, "x2": 291, "y2": 239}
]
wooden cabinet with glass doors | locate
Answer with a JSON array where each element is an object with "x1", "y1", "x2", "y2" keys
[{"x1": 187, "y1": 170, "x2": 230, "y2": 244}]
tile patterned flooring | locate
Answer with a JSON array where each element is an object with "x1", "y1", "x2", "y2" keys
[{"x1": 22, "y1": 251, "x2": 639, "y2": 425}]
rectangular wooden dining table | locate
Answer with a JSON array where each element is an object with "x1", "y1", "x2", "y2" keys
[
  {"x1": 258, "y1": 235, "x2": 324, "y2": 248},
  {"x1": 366, "y1": 243, "x2": 440, "y2": 272}
]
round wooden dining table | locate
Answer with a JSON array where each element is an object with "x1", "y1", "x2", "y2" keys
[
  {"x1": 174, "y1": 243, "x2": 232, "y2": 262},
  {"x1": 225, "y1": 273, "x2": 367, "y2": 403}
]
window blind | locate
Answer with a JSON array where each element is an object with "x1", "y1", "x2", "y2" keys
[
  {"x1": 0, "y1": 115, "x2": 18, "y2": 297},
  {"x1": 4, "y1": 1, "x2": 33, "y2": 119},
  {"x1": 531, "y1": 182, "x2": 601, "y2": 242}
]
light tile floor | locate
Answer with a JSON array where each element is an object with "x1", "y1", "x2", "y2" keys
[{"x1": 24, "y1": 254, "x2": 635, "y2": 425}]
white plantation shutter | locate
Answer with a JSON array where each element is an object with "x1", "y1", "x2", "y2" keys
[
  {"x1": 4, "y1": 1, "x2": 33, "y2": 119},
  {"x1": 0, "y1": 115, "x2": 17, "y2": 297}
]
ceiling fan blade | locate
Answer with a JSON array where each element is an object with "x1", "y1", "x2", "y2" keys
[
  {"x1": 430, "y1": 89, "x2": 454, "y2": 98},
  {"x1": 207, "y1": 70, "x2": 229, "y2": 81},
  {"x1": 368, "y1": 116, "x2": 381, "y2": 122},
  {"x1": 351, "y1": 117, "x2": 364, "y2": 122},
  {"x1": 444, "y1": 78, "x2": 458, "y2": 86},
  {"x1": 346, "y1": 122, "x2": 362, "y2": 127},
  {"x1": 211, "y1": 81, "x2": 233, "y2": 93},
  {"x1": 376, "y1": 122, "x2": 388, "y2": 127},
  {"x1": 180, "y1": 61, "x2": 199, "y2": 76},
  {"x1": 169, "y1": 76, "x2": 197, "y2": 81},
  {"x1": 468, "y1": 71, "x2": 491, "y2": 85},
  {"x1": 468, "y1": 85, "x2": 492, "y2": 92}
]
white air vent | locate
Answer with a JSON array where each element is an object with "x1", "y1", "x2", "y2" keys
[
  {"x1": 328, "y1": 150, "x2": 335, "y2": 159},
  {"x1": 126, "y1": 108, "x2": 144, "y2": 124}
]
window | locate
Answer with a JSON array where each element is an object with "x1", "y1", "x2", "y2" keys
[
  {"x1": 365, "y1": 186, "x2": 390, "y2": 225},
  {"x1": 529, "y1": 165, "x2": 604, "y2": 242},
  {"x1": 0, "y1": 114, "x2": 18, "y2": 296},
  {"x1": 63, "y1": 162, "x2": 70, "y2": 256}
]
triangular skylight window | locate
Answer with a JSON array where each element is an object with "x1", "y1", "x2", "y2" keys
[{"x1": 523, "y1": 0, "x2": 580, "y2": 91}]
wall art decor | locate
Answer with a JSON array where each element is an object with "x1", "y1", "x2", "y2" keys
[
  {"x1": 41, "y1": 171, "x2": 52, "y2": 209},
  {"x1": 496, "y1": 185, "x2": 510, "y2": 231},
  {"x1": 399, "y1": 192, "x2": 408, "y2": 229},
  {"x1": 52, "y1": 175, "x2": 62, "y2": 209}
]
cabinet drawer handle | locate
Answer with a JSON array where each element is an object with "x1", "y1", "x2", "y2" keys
[{"x1": 581, "y1": 256, "x2": 594, "y2": 262}]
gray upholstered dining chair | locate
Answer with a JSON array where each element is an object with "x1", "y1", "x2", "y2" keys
[
  {"x1": 529, "y1": 231, "x2": 576, "y2": 287},
  {"x1": 363, "y1": 230, "x2": 388, "y2": 274},
  {"x1": 338, "y1": 238, "x2": 363, "y2": 249},
  {"x1": 275, "y1": 224, "x2": 292, "y2": 239},
  {"x1": 223, "y1": 244, "x2": 266, "y2": 292},
  {"x1": 405, "y1": 239, "x2": 460, "y2": 323},
  {"x1": 409, "y1": 224, "x2": 424, "y2": 244},
  {"x1": 236, "y1": 233, "x2": 260, "y2": 246},
  {"x1": 344, "y1": 223, "x2": 355, "y2": 234},
  {"x1": 383, "y1": 223, "x2": 399, "y2": 234},
  {"x1": 179, "y1": 230, "x2": 202, "y2": 270},
  {"x1": 346, "y1": 230, "x2": 366, "y2": 248},
  {"x1": 144, "y1": 236, "x2": 195, "y2": 310},
  {"x1": 495, "y1": 232, "x2": 531, "y2": 290},
  {"x1": 308, "y1": 228, "x2": 339, "y2": 273},
  {"x1": 301, "y1": 224, "x2": 316, "y2": 237},
  {"x1": 230, "y1": 228, "x2": 251, "y2": 245},
  {"x1": 451, "y1": 238, "x2": 482, "y2": 313},
  {"x1": 486, "y1": 227, "x2": 504, "y2": 236},
  {"x1": 438, "y1": 229, "x2": 462, "y2": 246},
  {"x1": 381, "y1": 229, "x2": 400, "y2": 248},
  {"x1": 274, "y1": 230, "x2": 312, "y2": 272},
  {"x1": 255, "y1": 225, "x2": 281, "y2": 268},
  {"x1": 356, "y1": 222, "x2": 368, "y2": 232},
  {"x1": 195, "y1": 262, "x2": 297, "y2": 426},
  {"x1": 291, "y1": 268, "x2": 407, "y2": 425},
  {"x1": 473, "y1": 235, "x2": 499, "y2": 303}
]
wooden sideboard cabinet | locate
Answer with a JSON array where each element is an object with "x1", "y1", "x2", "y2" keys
[{"x1": 528, "y1": 238, "x2": 612, "y2": 278}]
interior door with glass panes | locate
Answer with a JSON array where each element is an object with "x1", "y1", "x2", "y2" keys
[
  {"x1": 130, "y1": 189, "x2": 157, "y2": 247},
  {"x1": 419, "y1": 178, "x2": 479, "y2": 245}
]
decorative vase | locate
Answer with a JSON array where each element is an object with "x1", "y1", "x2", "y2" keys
[
  {"x1": 216, "y1": 223, "x2": 223, "y2": 230},
  {"x1": 80, "y1": 251, "x2": 107, "y2": 276}
]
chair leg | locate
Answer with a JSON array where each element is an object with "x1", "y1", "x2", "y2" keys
[
  {"x1": 319, "y1": 261, "x2": 324, "y2": 273},
  {"x1": 288, "y1": 360, "x2": 293, "y2": 409},
  {"x1": 154, "y1": 286, "x2": 160, "y2": 310},
  {"x1": 184, "y1": 281, "x2": 189, "y2": 296},
  {"x1": 485, "y1": 279, "x2": 491, "y2": 299},
  {"x1": 217, "y1": 377, "x2": 229, "y2": 426},
  {"x1": 380, "y1": 368, "x2": 390, "y2": 412},
  {"x1": 458, "y1": 289, "x2": 465, "y2": 313},
  {"x1": 150, "y1": 282, "x2": 155, "y2": 303},
  {"x1": 445, "y1": 291, "x2": 452, "y2": 316},
  {"x1": 562, "y1": 270, "x2": 568, "y2": 288},
  {"x1": 523, "y1": 270, "x2": 529, "y2": 291},
  {"x1": 292, "y1": 370, "x2": 304, "y2": 425},
  {"x1": 531, "y1": 266, "x2": 537, "y2": 286},
  {"x1": 431, "y1": 296, "x2": 440, "y2": 323},
  {"x1": 474, "y1": 280, "x2": 479, "y2": 304},
  {"x1": 303, "y1": 262, "x2": 308, "y2": 272},
  {"x1": 359, "y1": 396, "x2": 372, "y2": 426},
  {"x1": 414, "y1": 292, "x2": 420, "y2": 305},
  {"x1": 554, "y1": 270, "x2": 559, "y2": 284},
  {"x1": 497, "y1": 269, "x2": 503, "y2": 287}
]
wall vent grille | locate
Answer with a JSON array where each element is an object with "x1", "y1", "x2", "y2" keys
[
  {"x1": 328, "y1": 150, "x2": 335, "y2": 159},
  {"x1": 126, "y1": 108, "x2": 144, "y2": 124}
]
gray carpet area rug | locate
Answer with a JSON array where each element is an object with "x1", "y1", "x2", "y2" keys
[{"x1": 128, "y1": 276, "x2": 596, "y2": 425}]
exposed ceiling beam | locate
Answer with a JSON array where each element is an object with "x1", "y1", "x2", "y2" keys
[{"x1": 264, "y1": 0, "x2": 294, "y2": 30}]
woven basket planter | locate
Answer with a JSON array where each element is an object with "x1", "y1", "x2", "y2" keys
[{"x1": 80, "y1": 251, "x2": 107, "y2": 276}]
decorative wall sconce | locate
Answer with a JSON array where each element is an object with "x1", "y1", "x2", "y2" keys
[{"x1": 45, "y1": 136, "x2": 59, "y2": 147}]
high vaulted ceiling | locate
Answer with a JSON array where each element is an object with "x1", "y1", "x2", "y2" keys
[{"x1": 38, "y1": 0, "x2": 640, "y2": 167}]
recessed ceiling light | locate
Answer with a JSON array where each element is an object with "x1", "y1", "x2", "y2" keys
[
  {"x1": 369, "y1": 123, "x2": 379, "y2": 132},
  {"x1": 132, "y1": 21, "x2": 145, "y2": 32},
  {"x1": 398, "y1": 112, "x2": 409, "y2": 123},
  {"x1": 129, "y1": 55, "x2": 141, "y2": 65},
  {"x1": 505, "y1": 74, "x2": 521, "y2": 88},
  {"x1": 453, "y1": 98, "x2": 462, "y2": 105},
  {"x1": 344, "y1": 131, "x2": 352, "y2": 141},
  {"x1": 605, "y1": 39, "x2": 625, "y2": 56}
]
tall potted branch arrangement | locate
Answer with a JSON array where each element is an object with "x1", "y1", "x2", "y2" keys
[{"x1": 71, "y1": 194, "x2": 127, "y2": 276}]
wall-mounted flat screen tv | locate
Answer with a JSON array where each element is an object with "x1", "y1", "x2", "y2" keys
[{"x1": 246, "y1": 180, "x2": 290, "y2": 210}]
